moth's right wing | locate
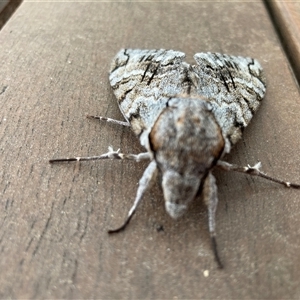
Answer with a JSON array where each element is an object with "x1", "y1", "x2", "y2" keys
[{"x1": 191, "y1": 52, "x2": 266, "y2": 150}]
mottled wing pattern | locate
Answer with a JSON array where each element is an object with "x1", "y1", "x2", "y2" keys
[
  {"x1": 109, "y1": 49, "x2": 190, "y2": 136},
  {"x1": 192, "y1": 52, "x2": 266, "y2": 149},
  {"x1": 109, "y1": 49, "x2": 266, "y2": 153}
]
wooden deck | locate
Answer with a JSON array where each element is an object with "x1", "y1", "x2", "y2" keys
[{"x1": 1, "y1": 1, "x2": 300, "y2": 298}]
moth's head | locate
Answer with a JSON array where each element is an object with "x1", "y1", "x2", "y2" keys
[
  {"x1": 149, "y1": 97, "x2": 225, "y2": 219},
  {"x1": 162, "y1": 170, "x2": 200, "y2": 218}
]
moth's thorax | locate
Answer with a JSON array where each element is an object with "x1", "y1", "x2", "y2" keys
[{"x1": 149, "y1": 97, "x2": 225, "y2": 218}]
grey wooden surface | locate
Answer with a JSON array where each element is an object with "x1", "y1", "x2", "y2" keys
[
  {"x1": 1, "y1": 1, "x2": 300, "y2": 298},
  {"x1": 0, "y1": 0, "x2": 22, "y2": 29},
  {"x1": 0, "y1": 0, "x2": 9, "y2": 13},
  {"x1": 266, "y1": 0, "x2": 300, "y2": 85}
]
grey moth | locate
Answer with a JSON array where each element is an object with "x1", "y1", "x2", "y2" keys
[{"x1": 50, "y1": 49, "x2": 300, "y2": 268}]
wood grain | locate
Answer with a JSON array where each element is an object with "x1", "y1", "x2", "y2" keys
[
  {"x1": 0, "y1": 0, "x2": 9, "y2": 13},
  {"x1": 0, "y1": 1, "x2": 300, "y2": 298},
  {"x1": 266, "y1": 0, "x2": 300, "y2": 83},
  {"x1": 0, "y1": 0, "x2": 22, "y2": 30}
]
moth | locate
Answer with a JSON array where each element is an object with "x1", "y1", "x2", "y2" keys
[{"x1": 50, "y1": 49, "x2": 300, "y2": 268}]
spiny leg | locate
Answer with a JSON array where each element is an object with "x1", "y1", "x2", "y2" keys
[
  {"x1": 216, "y1": 161, "x2": 300, "y2": 189},
  {"x1": 203, "y1": 172, "x2": 223, "y2": 269},
  {"x1": 108, "y1": 161, "x2": 158, "y2": 233},
  {"x1": 49, "y1": 147, "x2": 151, "y2": 163},
  {"x1": 50, "y1": 112, "x2": 130, "y2": 163},
  {"x1": 86, "y1": 114, "x2": 130, "y2": 127}
]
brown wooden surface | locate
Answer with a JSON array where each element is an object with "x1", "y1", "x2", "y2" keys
[
  {"x1": 1, "y1": 1, "x2": 300, "y2": 299},
  {"x1": 266, "y1": 0, "x2": 300, "y2": 84}
]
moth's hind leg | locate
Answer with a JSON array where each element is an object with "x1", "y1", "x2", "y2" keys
[
  {"x1": 86, "y1": 114, "x2": 130, "y2": 127},
  {"x1": 49, "y1": 147, "x2": 151, "y2": 163},
  {"x1": 203, "y1": 172, "x2": 223, "y2": 269},
  {"x1": 216, "y1": 161, "x2": 300, "y2": 189}
]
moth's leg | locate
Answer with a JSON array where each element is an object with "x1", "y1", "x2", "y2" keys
[
  {"x1": 108, "y1": 161, "x2": 158, "y2": 233},
  {"x1": 216, "y1": 161, "x2": 300, "y2": 189},
  {"x1": 86, "y1": 114, "x2": 130, "y2": 127},
  {"x1": 203, "y1": 172, "x2": 223, "y2": 269},
  {"x1": 49, "y1": 147, "x2": 151, "y2": 163}
]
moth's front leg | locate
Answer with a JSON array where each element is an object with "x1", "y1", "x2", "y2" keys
[
  {"x1": 203, "y1": 172, "x2": 223, "y2": 269},
  {"x1": 108, "y1": 161, "x2": 158, "y2": 233}
]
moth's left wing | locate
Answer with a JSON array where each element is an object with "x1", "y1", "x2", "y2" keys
[
  {"x1": 109, "y1": 49, "x2": 190, "y2": 136},
  {"x1": 191, "y1": 52, "x2": 266, "y2": 151}
]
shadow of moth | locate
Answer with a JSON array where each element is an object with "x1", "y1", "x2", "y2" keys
[{"x1": 50, "y1": 49, "x2": 300, "y2": 268}]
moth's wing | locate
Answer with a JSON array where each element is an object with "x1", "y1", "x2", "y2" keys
[
  {"x1": 192, "y1": 52, "x2": 266, "y2": 151},
  {"x1": 109, "y1": 49, "x2": 189, "y2": 136}
]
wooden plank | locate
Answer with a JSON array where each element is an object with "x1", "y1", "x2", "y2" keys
[
  {"x1": 266, "y1": 0, "x2": 300, "y2": 83},
  {"x1": 0, "y1": 0, "x2": 9, "y2": 13},
  {"x1": 0, "y1": 1, "x2": 300, "y2": 298},
  {"x1": 0, "y1": 0, "x2": 22, "y2": 30}
]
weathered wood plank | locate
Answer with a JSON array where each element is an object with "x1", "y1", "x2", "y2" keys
[
  {"x1": 0, "y1": 0, "x2": 9, "y2": 13},
  {"x1": 266, "y1": 0, "x2": 300, "y2": 83},
  {"x1": 0, "y1": 0, "x2": 22, "y2": 29},
  {"x1": 0, "y1": 1, "x2": 300, "y2": 298}
]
